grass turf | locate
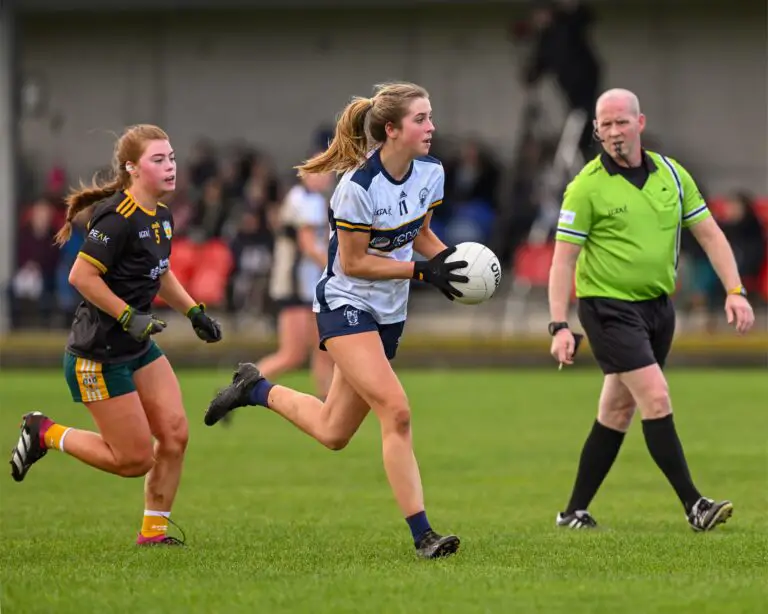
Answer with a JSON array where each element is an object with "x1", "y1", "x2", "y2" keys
[{"x1": 1, "y1": 368, "x2": 766, "y2": 613}]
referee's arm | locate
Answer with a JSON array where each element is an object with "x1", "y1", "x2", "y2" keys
[
  {"x1": 680, "y1": 165, "x2": 754, "y2": 332},
  {"x1": 549, "y1": 242, "x2": 581, "y2": 322},
  {"x1": 688, "y1": 217, "x2": 742, "y2": 293},
  {"x1": 678, "y1": 164, "x2": 742, "y2": 294},
  {"x1": 550, "y1": 179, "x2": 592, "y2": 321}
]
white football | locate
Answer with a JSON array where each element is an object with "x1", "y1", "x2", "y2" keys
[{"x1": 444, "y1": 242, "x2": 502, "y2": 305}]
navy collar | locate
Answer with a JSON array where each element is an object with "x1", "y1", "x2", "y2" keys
[{"x1": 371, "y1": 149, "x2": 413, "y2": 185}]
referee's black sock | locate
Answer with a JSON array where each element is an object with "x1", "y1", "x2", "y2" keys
[
  {"x1": 642, "y1": 414, "x2": 701, "y2": 512},
  {"x1": 564, "y1": 420, "x2": 625, "y2": 514}
]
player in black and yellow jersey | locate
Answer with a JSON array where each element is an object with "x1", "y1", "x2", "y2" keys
[{"x1": 9, "y1": 124, "x2": 223, "y2": 546}]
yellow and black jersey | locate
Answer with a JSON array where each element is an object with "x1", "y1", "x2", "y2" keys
[{"x1": 66, "y1": 191, "x2": 174, "y2": 363}]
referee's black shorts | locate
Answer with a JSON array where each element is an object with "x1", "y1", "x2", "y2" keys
[{"x1": 577, "y1": 295, "x2": 675, "y2": 375}]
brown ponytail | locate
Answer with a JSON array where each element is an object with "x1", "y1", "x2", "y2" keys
[
  {"x1": 296, "y1": 97, "x2": 373, "y2": 177},
  {"x1": 54, "y1": 123, "x2": 169, "y2": 246},
  {"x1": 54, "y1": 174, "x2": 126, "y2": 246}
]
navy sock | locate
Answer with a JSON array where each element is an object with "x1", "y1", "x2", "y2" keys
[
  {"x1": 406, "y1": 511, "x2": 431, "y2": 543},
  {"x1": 248, "y1": 379, "x2": 274, "y2": 408}
]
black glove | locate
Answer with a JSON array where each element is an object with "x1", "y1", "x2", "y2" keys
[
  {"x1": 186, "y1": 303, "x2": 222, "y2": 343},
  {"x1": 118, "y1": 305, "x2": 167, "y2": 342},
  {"x1": 413, "y1": 246, "x2": 469, "y2": 301}
]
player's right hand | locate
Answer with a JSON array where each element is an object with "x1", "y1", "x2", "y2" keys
[
  {"x1": 413, "y1": 246, "x2": 470, "y2": 301},
  {"x1": 118, "y1": 305, "x2": 167, "y2": 342},
  {"x1": 550, "y1": 328, "x2": 576, "y2": 365}
]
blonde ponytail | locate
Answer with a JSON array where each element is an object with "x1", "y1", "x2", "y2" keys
[{"x1": 296, "y1": 97, "x2": 373, "y2": 176}]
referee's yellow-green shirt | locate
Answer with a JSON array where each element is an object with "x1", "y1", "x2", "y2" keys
[{"x1": 556, "y1": 150, "x2": 710, "y2": 301}]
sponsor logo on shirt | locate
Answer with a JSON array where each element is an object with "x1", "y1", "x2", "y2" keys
[
  {"x1": 147, "y1": 257, "x2": 170, "y2": 280},
  {"x1": 87, "y1": 228, "x2": 110, "y2": 245},
  {"x1": 608, "y1": 205, "x2": 628, "y2": 217},
  {"x1": 138, "y1": 228, "x2": 151, "y2": 239},
  {"x1": 558, "y1": 210, "x2": 576, "y2": 225}
]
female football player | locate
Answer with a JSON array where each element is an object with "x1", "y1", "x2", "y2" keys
[
  {"x1": 9, "y1": 124, "x2": 223, "y2": 546},
  {"x1": 205, "y1": 83, "x2": 467, "y2": 559}
]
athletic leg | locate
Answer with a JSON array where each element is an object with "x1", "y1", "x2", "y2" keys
[
  {"x1": 133, "y1": 355, "x2": 189, "y2": 544},
  {"x1": 256, "y1": 307, "x2": 315, "y2": 380}
]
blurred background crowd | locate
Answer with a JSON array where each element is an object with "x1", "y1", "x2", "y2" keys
[{"x1": 7, "y1": 0, "x2": 767, "y2": 335}]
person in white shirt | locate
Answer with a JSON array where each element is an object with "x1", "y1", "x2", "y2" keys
[
  {"x1": 259, "y1": 169, "x2": 337, "y2": 398},
  {"x1": 204, "y1": 82, "x2": 468, "y2": 559}
]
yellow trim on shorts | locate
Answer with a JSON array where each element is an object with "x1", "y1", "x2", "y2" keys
[{"x1": 75, "y1": 358, "x2": 109, "y2": 402}]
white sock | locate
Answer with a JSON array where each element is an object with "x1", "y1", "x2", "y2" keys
[
  {"x1": 144, "y1": 510, "x2": 171, "y2": 518},
  {"x1": 59, "y1": 428, "x2": 72, "y2": 453}
]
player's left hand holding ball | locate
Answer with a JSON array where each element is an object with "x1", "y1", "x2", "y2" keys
[
  {"x1": 187, "y1": 303, "x2": 223, "y2": 342},
  {"x1": 724, "y1": 291, "x2": 754, "y2": 334},
  {"x1": 413, "y1": 246, "x2": 469, "y2": 301}
]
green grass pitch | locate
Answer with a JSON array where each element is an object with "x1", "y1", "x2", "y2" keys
[{"x1": 1, "y1": 368, "x2": 766, "y2": 613}]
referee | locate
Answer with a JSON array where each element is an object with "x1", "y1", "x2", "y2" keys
[{"x1": 548, "y1": 88, "x2": 755, "y2": 531}]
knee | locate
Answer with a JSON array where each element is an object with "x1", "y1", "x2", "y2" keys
[
  {"x1": 380, "y1": 399, "x2": 412, "y2": 437},
  {"x1": 644, "y1": 387, "x2": 672, "y2": 419},
  {"x1": 323, "y1": 434, "x2": 351, "y2": 452},
  {"x1": 599, "y1": 398, "x2": 636, "y2": 431},
  {"x1": 155, "y1": 414, "x2": 190, "y2": 457},
  {"x1": 115, "y1": 450, "x2": 154, "y2": 478}
]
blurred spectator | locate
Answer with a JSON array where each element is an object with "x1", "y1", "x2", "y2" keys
[
  {"x1": 683, "y1": 192, "x2": 767, "y2": 326},
  {"x1": 441, "y1": 138, "x2": 501, "y2": 244},
  {"x1": 492, "y1": 133, "x2": 551, "y2": 267},
  {"x1": 228, "y1": 208, "x2": 275, "y2": 315},
  {"x1": 188, "y1": 138, "x2": 219, "y2": 192},
  {"x1": 522, "y1": 0, "x2": 602, "y2": 160},
  {"x1": 188, "y1": 176, "x2": 235, "y2": 241},
  {"x1": 10, "y1": 197, "x2": 60, "y2": 327}
]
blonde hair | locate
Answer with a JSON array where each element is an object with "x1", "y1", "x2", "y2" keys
[
  {"x1": 296, "y1": 82, "x2": 429, "y2": 177},
  {"x1": 54, "y1": 124, "x2": 169, "y2": 246}
]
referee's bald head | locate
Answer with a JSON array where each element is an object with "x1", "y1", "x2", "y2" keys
[{"x1": 596, "y1": 89, "x2": 641, "y2": 117}]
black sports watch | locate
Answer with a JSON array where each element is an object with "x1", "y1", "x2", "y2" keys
[{"x1": 548, "y1": 321, "x2": 569, "y2": 336}]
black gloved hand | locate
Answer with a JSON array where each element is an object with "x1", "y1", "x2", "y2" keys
[
  {"x1": 186, "y1": 303, "x2": 223, "y2": 343},
  {"x1": 412, "y1": 246, "x2": 469, "y2": 301},
  {"x1": 118, "y1": 305, "x2": 167, "y2": 342}
]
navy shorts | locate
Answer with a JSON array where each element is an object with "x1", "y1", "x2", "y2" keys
[{"x1": 316, "y1": 305, "x2": 405, "y2": 360}]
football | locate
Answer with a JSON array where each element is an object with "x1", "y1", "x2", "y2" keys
[{"x1": 444, "y1": 242, "x2": 502, "y2": 305}]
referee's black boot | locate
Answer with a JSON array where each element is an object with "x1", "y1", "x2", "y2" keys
[
  {"x1": 556, "y1": 510, "x2": 598, "y2": 529},
  {"x1": 687, "y1": 497, "x2": 733, "y2": 532},
  {"x1": 415, "y1": 529, "x2": 460, "y2": 559},
  {"x1": 204, "y1": 363, "x2": 264, "y2": 426}
]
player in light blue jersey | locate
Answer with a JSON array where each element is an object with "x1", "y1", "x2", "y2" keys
[{"x1": 205, "y1": 82, "x2": 467, "y2": 559}]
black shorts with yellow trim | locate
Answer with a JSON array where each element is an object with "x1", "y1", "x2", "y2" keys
[{"x1": 63, "y1": 342, "x2": 164, "y2": 403}]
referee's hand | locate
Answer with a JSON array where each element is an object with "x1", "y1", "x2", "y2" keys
[
  {"x1": 725, "y1": 294, "x2": 755, "y2": 334},
  {"x1": 551, "y1": 329, "x2": 576, "y2": 366}
]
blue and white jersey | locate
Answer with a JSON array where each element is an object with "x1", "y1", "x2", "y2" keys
[{"x1": 313, "y1": 149, "x2": 444, "y2": 324}]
